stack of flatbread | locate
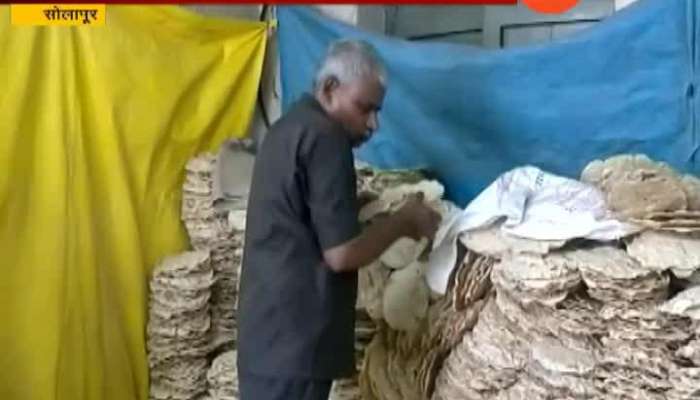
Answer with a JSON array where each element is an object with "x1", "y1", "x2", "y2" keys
[
  {"x1": 182, "y1": 155, "x2": 219, "y2": 250},
  {"x1": 205, "y1": 350, "x2": 239, "y2": 400},
  {"x1": 426, "y1": 156, "x2": 700, "y2": 400},
  {"x1": 182, "y1": 153, "x2": 247, "y2": 353},
  {"x1": 352, "y1": 166, "x2": 467, "y2": 400},
  {"x1": 582, "y1": 154, "x2": 700, "y2": 231},
  {"x1": 147, "y1": 251, "x2": 214, "y2": 400}
]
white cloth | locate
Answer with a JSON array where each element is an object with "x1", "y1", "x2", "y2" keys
[{"x1": 426, "y1": 166, "x2": 640, "y2": 294}]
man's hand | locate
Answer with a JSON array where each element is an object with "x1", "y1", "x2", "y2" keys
[
  {"x1": 395, "y1": 192, "x2": 442, "y2": 241},
  {"x1": 323, "y1": 192, "x2": 442, "y2": 273}
]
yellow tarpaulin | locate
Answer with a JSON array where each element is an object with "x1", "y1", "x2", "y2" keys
[{"x1": 0, "y1": 6, "x2": 267, "y2": 399}]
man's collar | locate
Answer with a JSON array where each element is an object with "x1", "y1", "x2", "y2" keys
[
  {"x1": 299, "y1": 93, "x2": 350, "y2": 137},
  {"x1": 300, "y1": 93, "x2": 324, "y2": 114}
]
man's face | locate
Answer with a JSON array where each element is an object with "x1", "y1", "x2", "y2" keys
[{"x1": 319, "y1": 76, "x2": 385, "y2": 147}]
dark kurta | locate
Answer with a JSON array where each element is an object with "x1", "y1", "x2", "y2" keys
[{"x1": 237, "y1": 94, "x2": 360, "y2": 380}]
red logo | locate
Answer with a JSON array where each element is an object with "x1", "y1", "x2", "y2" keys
[{"x1": 523, "y1": 0, "x2": 580, "y2": 14}]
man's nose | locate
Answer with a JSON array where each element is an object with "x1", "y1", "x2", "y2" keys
[{"x1": 367, "y1": 112, "x2": 379, "y2": 131}]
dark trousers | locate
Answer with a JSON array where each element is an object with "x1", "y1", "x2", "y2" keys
[{"x1": 239, "y1": 371, "x2": 333, "y2": 400}]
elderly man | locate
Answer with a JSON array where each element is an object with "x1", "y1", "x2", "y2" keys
[{"x1": 237, "y1": 39, "x2": 441, "y2": 400}]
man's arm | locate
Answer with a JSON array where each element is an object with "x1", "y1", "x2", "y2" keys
[
  {"x1": 324, "y1": 214, "x2": 408, "y2": 273},
  {"x1": 323, "y1": 194, "x2": 440, "y2": 273},
  {"x1": 301, "y1": 129, "x2": 440, "y2": 273}
]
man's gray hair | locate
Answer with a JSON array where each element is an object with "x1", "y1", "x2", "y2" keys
[{"x1": 313, "y1": 39, "x2": 387, "y2": 90}]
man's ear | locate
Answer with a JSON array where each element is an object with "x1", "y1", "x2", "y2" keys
[
  {"x1": 321, "y1": 76, "x2": 340, "y2": 101},
  {"x1": 317, "y1": 76, "x2": 341, "y2": 112}
]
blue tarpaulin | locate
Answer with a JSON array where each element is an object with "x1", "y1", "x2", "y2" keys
[{"x1": 277, "y1": 0, "x2": 700, "y2": 206}]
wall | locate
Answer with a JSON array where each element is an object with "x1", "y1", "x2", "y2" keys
[
  {"x1": 386, "y1": 6, "x2": 484, "y2": 46},
  {"x1": 482, "y1": 0, "x2": 614, "y2": 48},
  {"x1": 615, "y1": 0, "x2": 639, "y2": 11},
  {"x1": 357, "y1": 6, "x2": 387, "y2": 35},
  {"x1": 382, "y1": 1, "x2": 628, "y2": 48}
]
